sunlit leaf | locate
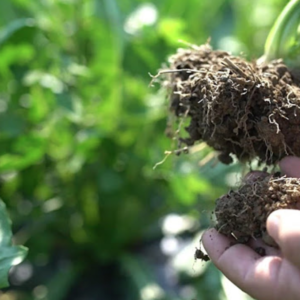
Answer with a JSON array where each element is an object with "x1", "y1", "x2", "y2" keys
[{"x1": 0, "y1": 200, "x2": 28, "y2": 288}]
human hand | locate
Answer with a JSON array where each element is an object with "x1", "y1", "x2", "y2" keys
[{"x1": 202, "y1": 156, "x2": 300, "y2": 300}]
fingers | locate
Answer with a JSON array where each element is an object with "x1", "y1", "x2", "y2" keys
[
  {"x1": 279, "y1": 156, "x2": 300, "y2": 177},
  {"x1": 275, "y1": 158, "x2": 300, "y2": 265},
  {"x1": 202, "y1": 229, "x2": 299, "y2": 300},
  {"x1": 202, "y1": 229, "x2": 281, "y2": 299},
  {"x1": 267, "y1": 209, "x2": 300, "y2": 268},
  {"x1": 202, "y1": 229, "x2": 262, "y2": 270}
]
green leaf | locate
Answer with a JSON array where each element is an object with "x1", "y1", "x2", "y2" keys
[
  {"x1": 0, "y1": 18, "x2": 36, "y2": 46},
  {"x1": 0, "y1": 134, "x2": 46, "y2": 172},
  {"x1": 0, "y1": 200, "x2": 28, "y2": 288},
  {"x1": 264, "y1": 0, "x2": 300, "y2": 65}
]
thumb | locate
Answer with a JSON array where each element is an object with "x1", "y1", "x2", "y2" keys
[
  {"x1": 267, "y1": 209, "x2": 300, "y2": 267},
  {"x1": 279, "y1": 156, "x2": 300, "y2": 177}
]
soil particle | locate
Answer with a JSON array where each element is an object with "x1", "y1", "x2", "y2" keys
[
  {"x1": 163, "y1": 43, "x2": 300, "y2": 165},
  {"x1": 255, "y1": 247, "x2": 266, "y2": 257},
  {"x1": 194, "y1": 247, "x2": 210, "y2": 262}
]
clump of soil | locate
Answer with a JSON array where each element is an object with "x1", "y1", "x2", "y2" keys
[
  {"x1": 194, "y1": 247, "x2": 210, "y2": 262},
  {"x1": 157, "y1": 43, "x2": 300, "y2": 259},
  {"x1": 162, "y1": 43, "x2": 300, "y2": 165},
  {"x1": 215, "y1": 172, "x2": 300, "y2": 247}
]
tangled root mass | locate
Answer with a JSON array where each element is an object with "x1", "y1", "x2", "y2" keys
[{"x1": 165, "y1": 44, "x2": 300, "y2": 165}]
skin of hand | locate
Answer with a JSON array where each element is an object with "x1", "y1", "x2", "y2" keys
[{"x1": 202, "y1": 156, "x2": 300, "y2": 300}]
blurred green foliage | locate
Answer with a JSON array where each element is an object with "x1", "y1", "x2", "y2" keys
[
  {"x1": 0, "y1": 0, "x2": 289, "y2": 299},
  {"x1": 0, "y1": 200, "x2": 27, "y2": 289}
]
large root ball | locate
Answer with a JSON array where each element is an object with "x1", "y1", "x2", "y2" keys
[
  {"x1": 165, "y1": 44, "x2": 300, "y2": 164},
  {"x1": 215, "y1": 172, "x2": 300, "y2": 246}
]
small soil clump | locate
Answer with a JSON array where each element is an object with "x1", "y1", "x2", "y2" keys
[
  {"x1": 215, "y1": 172, "x2": 300, "y2": 247},
  {"x1": 163, "y1": 43, "x2": 300, "y2": 164},
  {"x1": 194, "y1": 247, "x2": 210, "y2": 262}
]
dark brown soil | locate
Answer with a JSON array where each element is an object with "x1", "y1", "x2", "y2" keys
[
  {"x1": 194, "y1": 247, "x2": 210, "y2": 262},
  {"x1": 215, "y1": 172, "x2": 300, "y2": 247},
  {"x1": 162, "y1": 43, "x2": 300, "y2": 165}
]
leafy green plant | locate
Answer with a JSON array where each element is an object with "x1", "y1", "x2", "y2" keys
[{"x1": 0, "y1": 0, "x2": 293, "y2": 299}]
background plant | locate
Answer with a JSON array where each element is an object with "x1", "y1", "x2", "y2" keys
[{"x1": 0, "y1": 0, "x2": 290, "y2": 299}]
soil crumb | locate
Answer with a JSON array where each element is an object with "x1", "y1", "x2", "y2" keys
[
  {"x1": 162, "y1": 43, "x2": 300, "y2": 165},
  {"x1": 194, "y1": 247, "x2": 210, "y2": 262}
]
